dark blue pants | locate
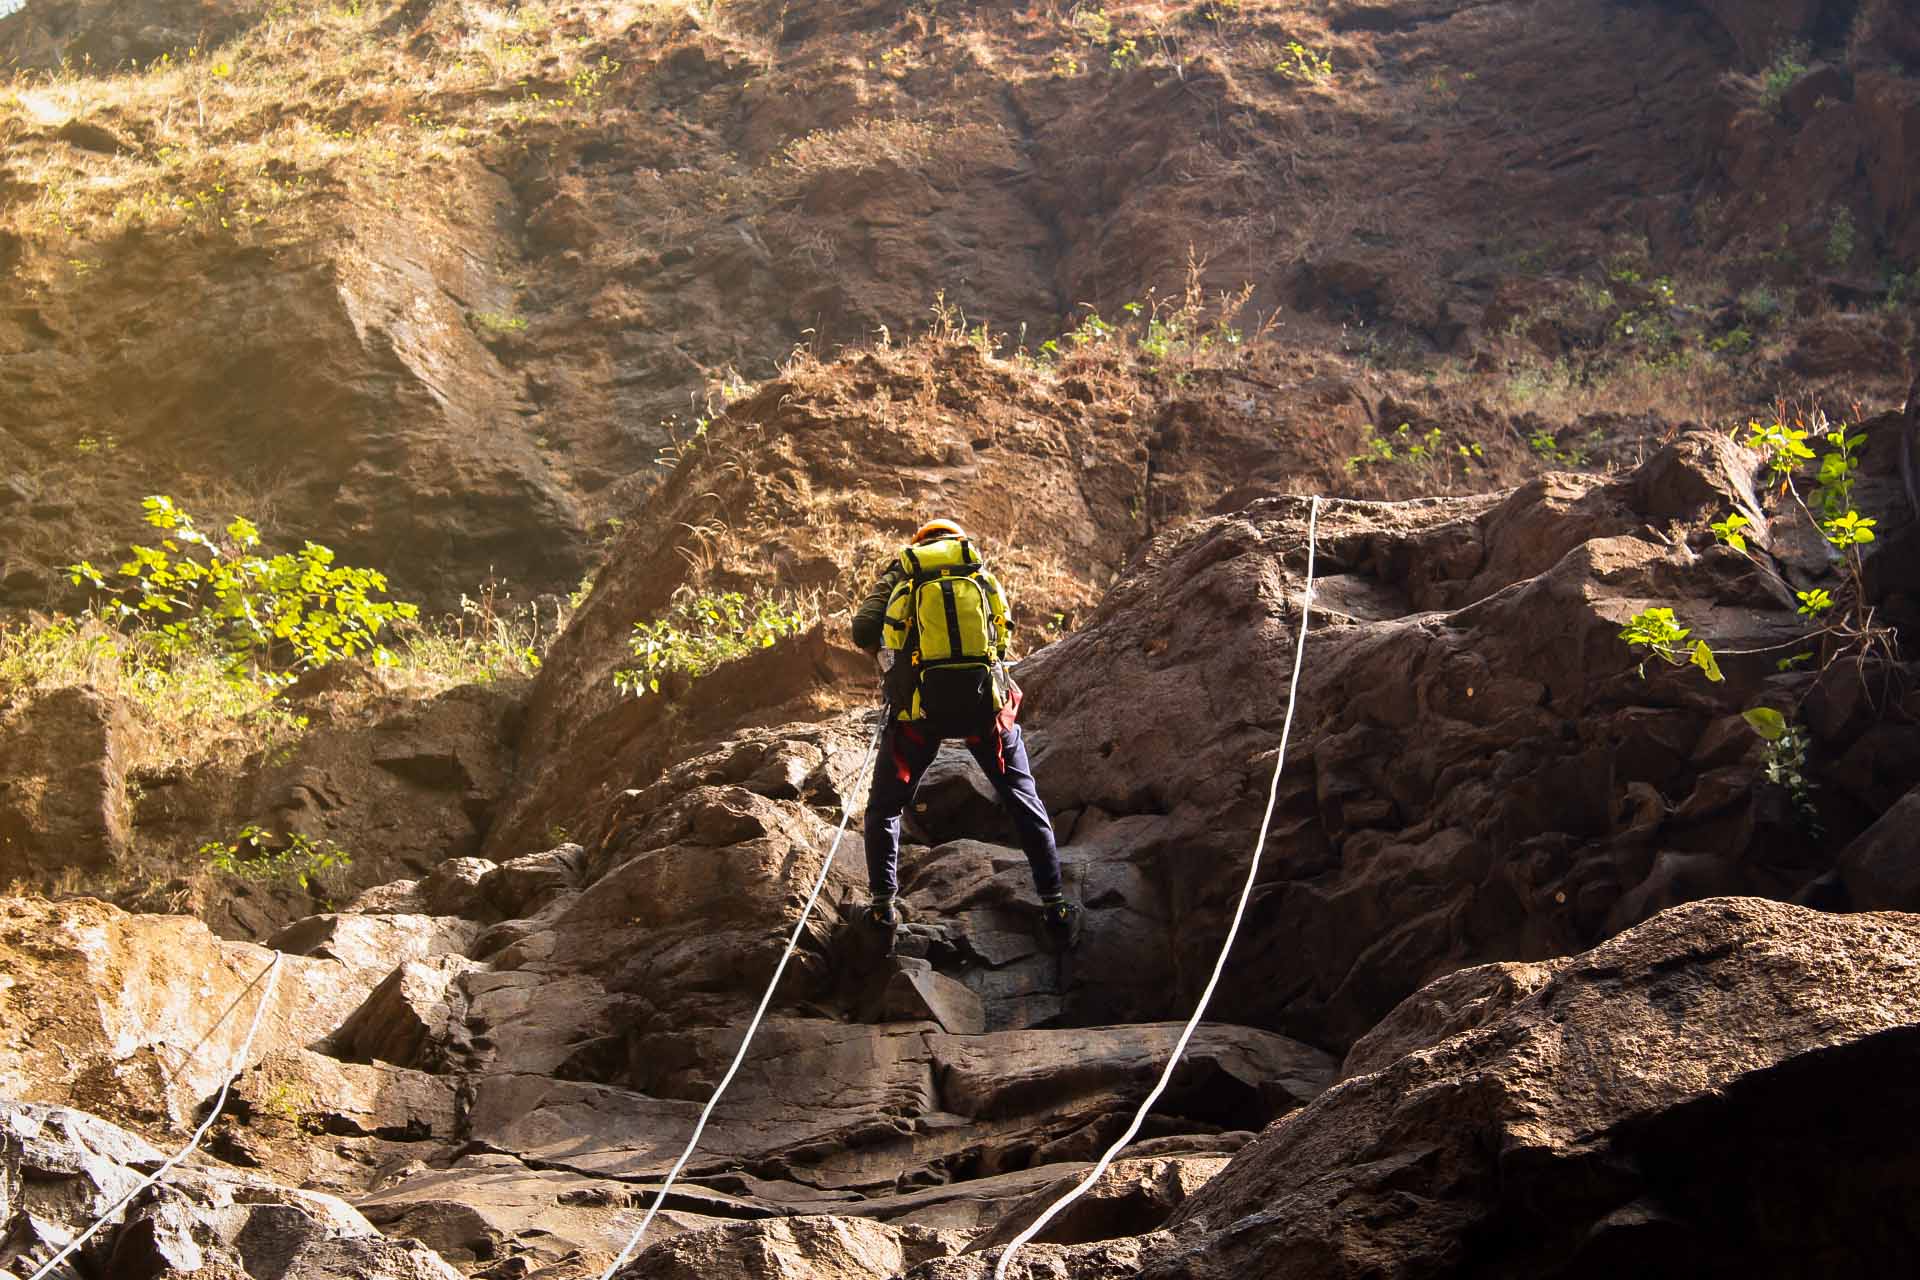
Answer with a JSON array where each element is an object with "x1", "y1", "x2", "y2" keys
[{"x1": 863, "y1": 720, "x2": 1062, "y2": 901}]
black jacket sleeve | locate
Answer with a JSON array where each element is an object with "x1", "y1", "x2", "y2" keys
[{"x1": 850, "y1": 561, "x2": 903, "y2": 652}]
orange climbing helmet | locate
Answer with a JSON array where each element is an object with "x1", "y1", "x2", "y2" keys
[{"x1": 911, "y1": 517, "x2": 967, "y2": 545}]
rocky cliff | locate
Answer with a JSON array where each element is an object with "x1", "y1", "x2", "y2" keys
[
  {"x1": 5, "y1": 1, "x2": 1920, "y2": 1278},
  {"x1": 5, "y1": 405, "x2": 1920, "y2": 1276},
  {"x1": 3, "y1": 0, "x2": 1916, "y2": 606}
]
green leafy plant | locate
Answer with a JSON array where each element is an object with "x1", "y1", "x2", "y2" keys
[
  {"x1": 1273, "y1": 40, "x2": 1332, "y2": 82},
  {"x1": 67, "y1": 496, "x2": 419, "y2": 685},
  {"x1": 1743, "y1": 708, "x2": 1822, "y2": 837},
  {"x1": 1743, "y1": 419, "x2": 1815, "y2": 488},
  {"x1": 1796, "y1": 588, "x2": 1834, "y2": 617},
  {"x1": 1739, "y1": 285, "x2": 1783, "y2": 322},
  {"x1": 1826, "y1": 207, "x2": 1857, "y2": 268},
  {"x1": 1636, "y1": 410, "x2": 1900, "y2": 841},
  {"x1": 1758, "y1": 41, "x2": 1810, "y2": 110},
  {"x1": 1619, "y1": 607, "x2": 1724, "y2": 682},
  {"x1": 199, "y1": 825, "x2": 350, "y2": 890},
  {"x1": 613, "y1": 589, "x2": 815, "y2": 697},
  {"x1": 472, "y1": 310, "x2": 529, "y2": 335},
  {"x1": 1528, "y1": 429, "x2": 1591, "y2": 468},
  {"x1": 1346, "y1": 422, "x2": 1481, "y2": 484},
  {"x1": 1711, "y1": 511, "x2": 1752, "y2": 551}
]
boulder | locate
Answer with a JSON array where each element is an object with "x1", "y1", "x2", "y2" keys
[
  {"x1": 879, "y1": 960, "x2": 987, "y2": 1035},
  {"x1": 413, "y1": 857, "x2": 500, "y2": 920},
  {"x1": 479, "y1": 842, "x2": 589, "y2": 916},
  {"x1": 621, "y1": 1215, "x2": 961, "y2": 1280},
  {"x1": 268, "y1": 913, "x2": 483, "y2": 982},
  {"x1": 1837, "y1": 784, "x2": 1920, "y2": 910},
  {"x1": 355, "y1": 1153, "x2": 740, "y2": 1271},
  {"x1": 1013, "y1": 428, "x2": 1920, "y2": 1046},
  {"x1": 966, "y1": 1155, "x2": 1229, "y2": 1251},
  {"x1": 329, "y1": 956, "x2": 483, "y2": 1073},
  {"x1": 1139, "y1": 898, "x2": 1920, "y2": 1279},
  {"x1": 0, "y1": 897, "x2": 374, "y2": 1130},
  {"x1": 0, "y1": 1101, "x2": 464, "y2": 1280}
]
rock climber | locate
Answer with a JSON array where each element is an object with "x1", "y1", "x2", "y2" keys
[{"x1": 850, "y1": 518, "x2": 1082, "y2": 949}]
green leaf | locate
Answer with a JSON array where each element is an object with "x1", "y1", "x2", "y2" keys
[
  {"x1": 1690, "y1": 640, "x2": 1724, "y2": 683},
  {"x1": 1742, "y1": 707, "x2": 1789, "y2": 741}
]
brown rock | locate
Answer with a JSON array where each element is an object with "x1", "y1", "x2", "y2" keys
[
  {"x1": 414, "y1": 856, "x2": 500, "y2": 919},
  {"x1": 2, "y1": 1100, "x2": 465, "y2": 1280},
  {"x1": 1837, "y1": 784, "x2": 1920, "y2": 910},
  {"x1": 1859, "y1": 71, "x2": 1920, "y2": 262},
  {"x1": 621, "y1": 1215, "x2": 960, "y2": 1280},
  {"x1": 879, "y1": 960, "x2": 987, "y2": 1035},
  {"x1": 966, "y1": 1155, "x2": 1228, "y2": 1251},
  {"x1": 1694, "y1": 0, "x2": 1819, "y2": 65},
  {"x1": 1144, "y1": 899, "x2": 1920, "y2": 1279},
  {"x1": 355, "y1": 1154, "x2": 741, "y2": 1269},
  {"x1": 330, "y1": 955, "x2": 483, "y2": 1072},
  {"x1": 479, "y1": 842, "x2": 589, "y2": 917},
  {"x1": 1337, "y1": 959, "x2": 1559, "y2": 1081},
  {"x1": 0, "y1": 685, "x2": 134, "y2": 879},
  {"x1": 0, "y1": 897, "x2": 377, "y2": 1130},
  {"x1": 268, "y1": 912, "x2": 482, "y2": 982},
  {"x1": 1788, "y1": 313, "x2": 1903, "y2": 378},
  {"x1": 1010, "y1": 428, "x2": 1911, "y2": 1046},
  {"x1": 233, "y1": 1048, "x2": 459, "y2": 1142}
]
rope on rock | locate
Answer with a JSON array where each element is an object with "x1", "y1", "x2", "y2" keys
[
  {"x1": 993, "y1": 494, "x2": 1323, "y2": 1280},
  {"x1": 595, "y1": 712, "x2": 890, "y2": 1280},
  {"x1": 28, "y1": 950, "x2": 285, "y2": 1280}
]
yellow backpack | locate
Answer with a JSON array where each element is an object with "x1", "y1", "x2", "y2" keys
[{"x1": 880, "y1": 536, "x2": 1009, "y2": 729}]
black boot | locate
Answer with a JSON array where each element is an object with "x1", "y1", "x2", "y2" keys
[{"x1": 1039, "y1": 899, "x2": 1083, "y2": 951}]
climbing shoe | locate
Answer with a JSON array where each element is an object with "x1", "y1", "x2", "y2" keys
[
  {"x1": 1039, "y1": 899, "x2": 1083, "y2": 951},
  {"x1": 862, "y1": 901, "x2": 900, "y2": 934}
]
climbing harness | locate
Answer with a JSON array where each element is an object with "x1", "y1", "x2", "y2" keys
[
  {"x1": 27, "y1": 951, "x2": 285, "y2": 1280},
  {"x1": 992, "y1": 495, "x2": 1323, "y2": 1280},
  {"x1": 594, "y1": 711, "x2": 889, "y2": 1280}
]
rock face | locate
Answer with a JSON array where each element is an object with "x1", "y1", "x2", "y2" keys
[
  {"x1": 0, "y1": 1101, "x2": 464, "y2": 1280},
  {"x1": 0, "y1": 0, "x2": 262, "y2": 69},
  {"x1": 0, "y1": 898, "x2": 376, "y2": 1130},
  {"x1": 1135, "y1": 899, "x2": 1920, "y2": 1280},
  {"x1": 125, "y1": 674, "x2": 522, "y2": 939},
  {"x1": 1014, "y1": 422, "x2": 1920, "y2": 1046},
  {"x1": 0, "y1": 684, "x2": 136, "y2": 880}
]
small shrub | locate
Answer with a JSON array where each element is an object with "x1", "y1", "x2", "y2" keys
[
  {"x1": 472, "y1": 310, "x2": 529, "y2": 335},
  {"x1": 1347, "y1": 422, "x2": 1482, "y2": 484},
  {"x1": 1527, "y1": 428, "x2": 1594, "y2": 467},
  {"x1": 1274, "y1": 40, "x2": 1333, "y2": 82},
  {"x1": 1708, "y1": 327, "x2": 1754, "y2": 356},
  {"x1": 1883, "y1": 265, "x2": 1914, "y2": 312},
  {"x1": 68, "y1": 496, "x2": 418, "y2": 685},
  {"x1": 199, "y1": 825, "x2": 350, "y2": 890},
  {"x1": 613, "y1": 589, "x2": 815, "y2": 697},
  {"x1": 1758, "y1": 41, "x2": 1810, "y2": 110},
  {"x1": 1825, "y1": 207, "x2": 1858, "y2": 268},
  {"x1": 1619, "y1": 607, "x2": 1724, "y2": 682},
  {"x1": 1744, "y1": 708, "x2": 1822, "y2": 837},
  {"x1": 1739, "y1": 285, "x2": 1783, "y2": 323}
]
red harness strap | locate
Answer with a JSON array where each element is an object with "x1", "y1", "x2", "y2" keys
[
  {"x1": 895, "y1": 720, "x2": 1007, "y2": 777},
  {"x1": 891, "y1": 721, "x2": 927, "y2": 783}
]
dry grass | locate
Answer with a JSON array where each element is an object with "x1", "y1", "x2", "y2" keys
[
  {"x1": 0, "y1": 0, "x2": 684, "y2": 241},
  {"x1": 0, "y1": 596, "x2": 550, "y2": 779},
  {"x1": 777, "y1": 118, "x2": 1015, "y2": 179}
]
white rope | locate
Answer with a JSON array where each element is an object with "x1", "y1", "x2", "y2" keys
[
  {"x1": 595, "y1": 713, "x2": 888, "y2": 1280},
  {"x1": 28, "y1": 951, "x2": 284, "y2": 1280},
  {"x1": 994, "y1": 495, "x2": 1322, "y2": 1279}
]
